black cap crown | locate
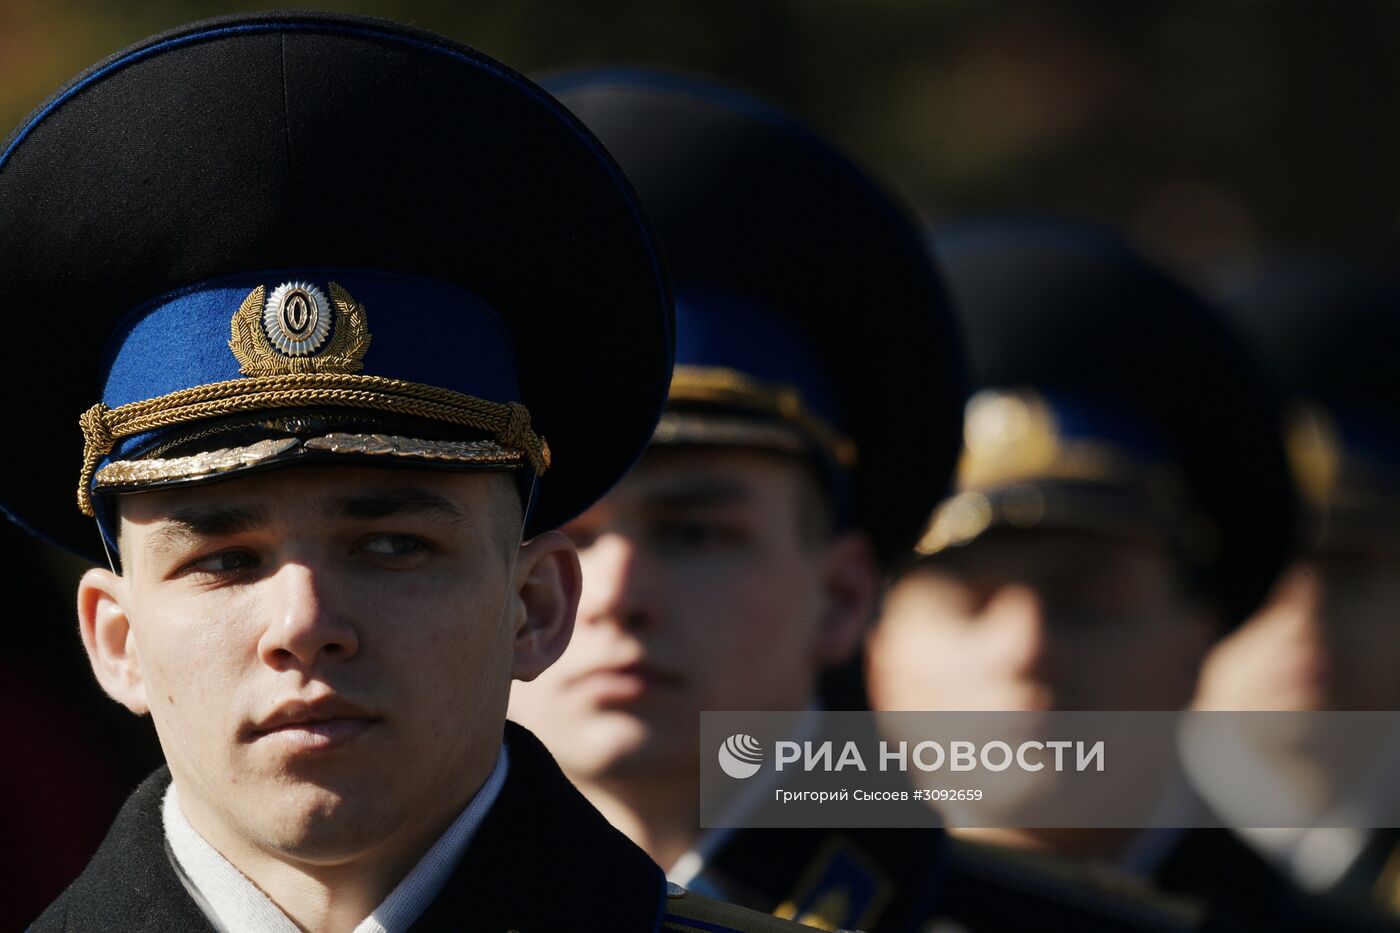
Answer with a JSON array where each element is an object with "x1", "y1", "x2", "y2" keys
[
  {"x1": 0, "y1": 13, "x2": 674, "y2": 560},
  {"x1": 548, "y1": 70, "x2": 965, "y2": 566},
  {"x1": 927, "y1": 218, "x2": 1294, "y2": 623}
]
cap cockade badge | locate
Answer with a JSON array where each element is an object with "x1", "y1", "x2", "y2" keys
[{"x1": 229, "y1": 281, "x2": 373, "y2": 376}]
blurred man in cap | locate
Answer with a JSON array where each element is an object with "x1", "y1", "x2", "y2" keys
[
  {"x1": 506, "y1": 69, "x2": 964, "y2": 933},
  {"x1": 3, "y1": 14, "x2": 818, "y2": 932},
  {"x1": 509, "y1": 76, "x2": 1216, "y2": 933},
  {"x1": 868, "y1": 218, "x2": 1293, "y2": 718},
  {"x1": 865, "y1": 218, "x2": 1399, "y2": 932},
  {"x1": 1194, "y1": 260, "x2": 1400, "y2": 918}
]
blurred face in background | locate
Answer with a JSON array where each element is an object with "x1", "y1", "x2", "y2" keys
[
  {"x1": 866, "y1": 527, "x2": 1217, "y2": 712},
  {"x1": 1195, "y1": 544, "x2": 1400, "y2": 712},
  {"x1": 508, "y1": 446, "x2": 874, "y2": 787}
]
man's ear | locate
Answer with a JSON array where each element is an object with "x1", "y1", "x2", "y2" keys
[
  {"x1": 77, "y1": 567, "x2": 149, "y2": 715},
  {"x1": 815, "y1": 530, "x2": 879, "y2": 667},
  {"x1": 509, "y1": 530, "x2": 582, "y2": 682}
]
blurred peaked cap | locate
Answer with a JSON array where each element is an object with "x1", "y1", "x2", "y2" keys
[
  {"x1": 1215, "y1": 256, "x2": 1400, "y2": 532},
  {"x1": 928, "y1": 216, "x2": 1296, "y2": 623},
  {"x1": 0, "y1": 12, "x2": 674, "y2": 562},
  {"x1": 1216, "y1": 256, "x2": 1400, "y2": 420},
  {"x1": 544, "y1": 68, "x2": 966, "y2": 567}
]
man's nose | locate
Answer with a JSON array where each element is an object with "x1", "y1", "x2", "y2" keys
[
  {"x1": 576, "y1": 532, "x2": 660, "y2": 633},
  {"x1": 256, "y1": 559, "x2": 359, "y2": 669},
  {"x1": 1276, "y1": 561, "x2": 1325, "y2": 639},
  {"x1": 983, "y1": 583, "x2": 1051, "y2": 679}
]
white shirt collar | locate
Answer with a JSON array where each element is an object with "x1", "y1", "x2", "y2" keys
[
  {"x1": 163, "y1": 745, "x2": 510, "y2": 933},
  {"x1": 669, "y1": 704, "x2": 823, "y2": 886}
]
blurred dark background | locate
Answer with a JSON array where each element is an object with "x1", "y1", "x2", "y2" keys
[
  {"x1": 4, "y1": 0, "x2": 1400, "y2": 277},
  {"x1": 3, "y1": 0, "x2": 1398, "y2": 926}
]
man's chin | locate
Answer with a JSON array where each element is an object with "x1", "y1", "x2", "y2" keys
[
  {"x1": 557, "y1": 712, "x2": 698, "y2": 783},
  {"x1": 248, "y1": 789, "x2": 401, "y2": 863}
]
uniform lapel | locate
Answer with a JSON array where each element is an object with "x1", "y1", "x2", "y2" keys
[
  {"x1": 29, "y1": 767, "x2": 215, "y2": 933},
  {"x1": 410, "y1": 722, "x2": 667, "y2": 932}
]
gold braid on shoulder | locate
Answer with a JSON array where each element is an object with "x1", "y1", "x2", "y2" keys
[
  {"x1": 76, "y1": 374, "x2": 551, "y2": 516},
  {"x1": 668, "y1": 365, "x2": 857, "y2": 468}
]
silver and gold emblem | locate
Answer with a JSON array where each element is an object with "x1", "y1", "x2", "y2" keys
[
  {"x1": 229, "y1": 281, "x2": 372, "y2": 376},
  {"x1": 264, "y1": 282, "x2": 331, "y2": 356}
]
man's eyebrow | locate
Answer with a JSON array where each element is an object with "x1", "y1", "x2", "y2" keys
[
  {"x1": 145, "y1": 505, "x2": 270, "y2": 556},
  {"x1": 324, "y1": 487, "x2": 469, "y2": 523},
  {"x1": 643, "y1": 480, "x2": 752, "y2": 511}
]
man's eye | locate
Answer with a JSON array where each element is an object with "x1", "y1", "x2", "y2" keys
[
  {"x1": 651, "y1": 519, "x2": 744, "y2": 551},
  {"x1": 355, "y1": 534, "x2": 428, "y2": 557},
  {"x1": 185, "y1": 550, "x2": 258, "y2": 576}
]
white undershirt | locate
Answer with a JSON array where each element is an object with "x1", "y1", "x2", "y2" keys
[{"x1": 162, "y1": 745, "x2": 509, "y2": 933}]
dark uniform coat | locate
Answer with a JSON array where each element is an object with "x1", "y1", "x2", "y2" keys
[
  {"x1": 690, "y1": 824, "x2": 1225, "y2": 933},
  {"x1": 1333, "y1": 829, "x2": 1400, "y2": 919},
  {"x1": 32, "y1": 724, "x2": 810, "y2": 933},
  {"x1": 1149, "y1": 828, "x2": 1400, "y2": 933},
  {"x1": 938, "y1": 827, "x2": 1400, "y2": 933}
]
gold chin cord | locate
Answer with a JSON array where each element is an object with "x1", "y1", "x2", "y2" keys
[{"x1": 76, "y1": 373, "x2": 550, "y2": 516}]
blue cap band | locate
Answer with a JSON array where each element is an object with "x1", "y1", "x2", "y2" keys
[
  {"x1": 98, "y1": 269, "x2": 522, "y2": 465},
  {"x1": 673, "y1": 290, "x2": 842, "y2": 431}
]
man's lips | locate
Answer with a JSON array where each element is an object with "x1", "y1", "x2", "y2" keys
[
  {"x1": 569, "y1": 661, "x2": 685, "y2": 701},
  {"x1": 243, "y1": 696, "x2": 380, "y2": 749}
]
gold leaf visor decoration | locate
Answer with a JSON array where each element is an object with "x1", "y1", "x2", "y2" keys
[
  {"x1": 93, "y1": 436, "x2": 524, "y2": 490},
  {"x1": 77, "y1": 375, "x2": 551, "y2": 515}
]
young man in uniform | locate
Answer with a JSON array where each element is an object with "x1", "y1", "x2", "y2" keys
[
  {"x1": 506, "y1": 70, "x2": 965, "y2": 932},
  {"x1": 3, "y1": 14, "x2": 817, "y2": 932}
]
